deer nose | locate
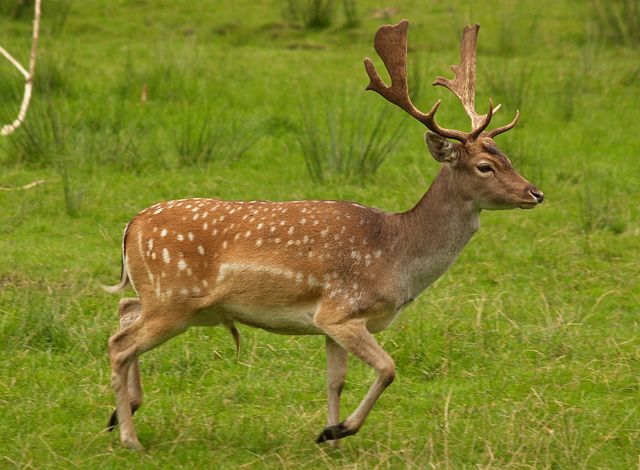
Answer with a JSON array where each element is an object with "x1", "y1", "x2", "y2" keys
[{"x1": 529, "y1": 188, "x2": 544, "y2": 204}]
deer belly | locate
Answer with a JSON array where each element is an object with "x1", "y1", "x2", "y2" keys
[{"x1": 224, "y1": 301, "x2": 323, "y2": 335}]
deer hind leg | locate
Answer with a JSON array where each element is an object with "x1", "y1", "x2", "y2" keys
[
  {"x1": 108, "y1": 302, "x2": 188, "y2": 450},
  {"x1": 107, "y1": 298, "x2": 143, "y2": 432},
  {"x1": 315, "y1": 314, "x2": 395, "y2": 443},
  {"x1": 325, "y1": 336, "x2": 348, "y2": 447}
]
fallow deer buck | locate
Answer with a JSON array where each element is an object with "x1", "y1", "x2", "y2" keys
[{"x1": 105, "y1": 19, "x2": 543, "y2": 450}]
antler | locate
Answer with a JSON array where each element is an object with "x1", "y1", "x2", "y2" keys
[
  {"x1": 486, "y1": 110, "x2": 520, "y2": 138},
  {"x1": 432, "y1": 24, "x2": 499, "y2": 136},
  {"x1": 364, "y1": 19, "x2": 469, "y2": 142},
  {"x1": 364, "y1": 20, "x2": 519, "y2": 142}
]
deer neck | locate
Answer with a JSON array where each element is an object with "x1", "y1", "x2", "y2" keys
[{"x1": 393, "y1": 165, "x2": 480, "y2": 298}]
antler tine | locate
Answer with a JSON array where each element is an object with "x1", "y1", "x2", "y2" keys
[
  {"x1": 364, "y1": 19, "x2": 468, "y2": 142},
  {"x1": 469, "y1": 99, "x2": 495, "y2": 139},
  {"x1": 487, "y1": 110, "x2": 520, "y2": 138},
  {"x1": 420, "y1": 99, "x2": 468, "y2": 142},
  {"x1": 433, "y1": 24, "x2": 499, "y2": 133}
]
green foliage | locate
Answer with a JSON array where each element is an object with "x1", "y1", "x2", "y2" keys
[
  {"x1": 5, "y1": 99, "x2": 69, "y2": 166},
  {"x1": 577, "y1": 169, "x2": 628, "y2": 235},
  {"x1": 282, "y1": 0, "x2": 361, "y2": 29},
  {"x1": 342, "y1": 0, "x2": 360, "y2": 29},
  {"x1": 0, "y1": 284, "x2": 72, "y2": 351},
  {"x1": 171, "y1": 107, "x2": 264, "y2": 167},
  {"x1": 0, "y1": 0, "x2": 71, "y2": 35},
  {"x1": 0, "y1": 0, "x2": 639, "y2": 468},
  {"x1": 283, "y1": 0, "x2": 336, "y2": 29},
  {"x1": 483, "y1": 60, "x2": 531, "y2": 115},
  {"x1": 0, "y1": 0, "x2": 32, "y2": 19},
  {"x1": 298, "y1": 92, "x2": 406, "y2": 183},
  {"x1": 589, "y1": 0, "x2": 640, "y2": 47}
]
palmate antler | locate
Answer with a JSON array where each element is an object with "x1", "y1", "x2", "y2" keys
[{"x1": 364, "y1": 19, "x2": 519, "y2": 142}]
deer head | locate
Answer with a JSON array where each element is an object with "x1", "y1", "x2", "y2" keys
[{"x1": 364, "y1": 20, "x2": 543, "y2": 210}]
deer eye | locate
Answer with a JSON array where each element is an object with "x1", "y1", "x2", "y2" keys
[{"x1": 476, "y1": 163, "x2": 494, "y2": 174}]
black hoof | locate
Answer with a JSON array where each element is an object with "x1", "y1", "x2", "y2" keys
[
  {"x1": 107, "y1": 409, "x2": 118, "y2": 432},
  {"x1": 106, "y1": 404, "x2": 138, "y2": 432},
  {"x1": 316, "y1": 422, "x2": 353, "y2": 443}
]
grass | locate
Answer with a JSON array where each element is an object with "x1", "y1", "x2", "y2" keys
[
  {"x1": 298, "y1": 91, "x2": 407, "y2": 182},
  {"x1": 1, "y1": 0, "x2": 639, "y2": 468},
  {"x1": 283, "y1": 0, "x2": 336, "y2": 29},
  {"x1": 588, "y1": 0, "x2": 640, "y2": 47}
]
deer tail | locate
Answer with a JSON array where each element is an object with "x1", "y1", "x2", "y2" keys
[{"x1": 102, "y1": 221, "x2": 132, "y2": 293}]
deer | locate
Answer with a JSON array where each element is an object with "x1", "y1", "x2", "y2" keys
[{"x1": 105, "y1": 19, "x2": 543, "y2": 451}]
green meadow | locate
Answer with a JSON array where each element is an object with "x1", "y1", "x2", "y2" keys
[{"x1": 1, "y1": 0, "x2": 639, "y2": 467}]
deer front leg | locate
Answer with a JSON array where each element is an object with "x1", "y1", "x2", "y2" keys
[
  {"x1": 315, "y1": 315, "x2": 395, "y2": 443},
  {"x1": 325, "y1": 336, "x2": 348, "y2": 446}
]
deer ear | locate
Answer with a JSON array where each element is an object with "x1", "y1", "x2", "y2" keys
[{"x1": 425, "y1": 132, "x2": 458, "y2": 164}]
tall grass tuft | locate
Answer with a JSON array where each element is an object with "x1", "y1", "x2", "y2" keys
[
  {"x1": 578, "y1": 169, "x2": 627, "y2": 235},
  {"x1": 0, "y1": 0, "x2": 71, "y2": 34},
  {"x1": 82, "y1": 97, "x2": 146, "y2": 171},
  {"x1": 0, "y1": 286, "x2": 72, "y2": 352},
  {"x1": 588, "y1": 0, "x2": 640, "y2": 47},
  {"x1": 342, "y1": 0, "x2": 360, "y2": 28},
  {"x1": 58, "y1": 152, "x2": 84, "y2": 217},
  {"x1": 297, "y1": 92, "x2": 407, "y2": 183},
  {"x1": 1, "y1": 99, "x2": 85, "y2": 215},
  {"x1": 483, "y1": 60, "x2": 531, "y2": 115},
  {"x1": 45, "y1": 0, "x2": 72, "y2": 37},
  {"x1": 5, "y1": 100, "x2": 68, "y2": 165},
  {"x1": 34, "y1": 53, "x2": 70, "y2": 97},
  {"x1": 283, "y1": 0, "x2": 335, "y2": 29},
  {"x1": 0, "y1": 0, "x2": 32, "y2": 18},
  {"x1": 493, "y1": 0, "x2": 542, "y2": 56},
  {"x1": 171, "y1": 109, "x2": 264, "y2": 167},
  {"x1": 557, "y1": 36, "x2": 601, "y2": 121}
]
